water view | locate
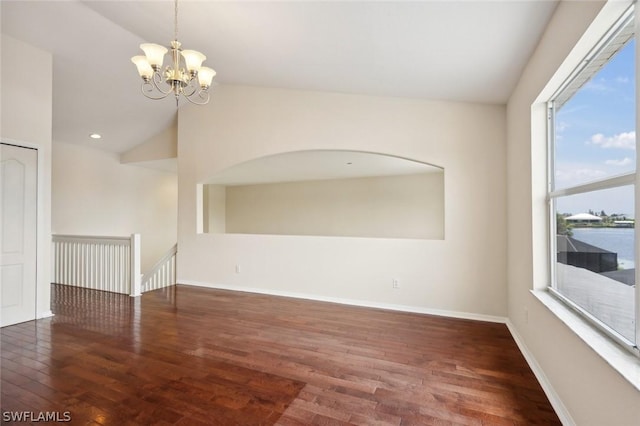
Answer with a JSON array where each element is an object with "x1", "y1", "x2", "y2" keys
[
  {"x1": 571, "y1": 227, "x2": 635, "y2": 269},
  {"x1": 556, "y1": 226, "x2": 636, "y2": 342}
]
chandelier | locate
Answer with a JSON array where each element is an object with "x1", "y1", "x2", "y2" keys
[{"x1": 131, "y1": 0, "x2": 215, "y2": 105}]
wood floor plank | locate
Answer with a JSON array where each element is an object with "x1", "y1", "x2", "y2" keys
[{"x1": 1, "y1": 284, "x2": 561, "y2": 425}]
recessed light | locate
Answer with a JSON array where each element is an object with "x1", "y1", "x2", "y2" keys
[
  {"x1": 346, "y1": 162, "x2": 353, "y2": 165},
  {"x1": 89, "y1": 133, "x2": 102, "y2": 140}
]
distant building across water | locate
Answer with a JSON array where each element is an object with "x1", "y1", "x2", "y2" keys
[
  {"x1": 565, "y1": 213, "x2": 602, "y2": 224},
  {"x1": 563, "y1": 212, "x2": 634, "y2": 228},
  {"x1": 613, "y1": 220, "x2": 634, "y2": 228}
]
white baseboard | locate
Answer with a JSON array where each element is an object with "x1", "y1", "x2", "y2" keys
[
  {"x1": 179, "y1": 280, "x2": 507, "y2": 323},
  {"x1": 506, "y1": 320, "x2": 575, "y2": 426},
  {"x1": 37, "y1": 310, "x2": 54, "y2": 319}
]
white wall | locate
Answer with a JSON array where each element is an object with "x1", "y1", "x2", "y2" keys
[
  {"x1": 507, "y1": 1, "x2": 640, "y2": 425},
  {"x1": 204, "y1": 184, "x2": 226, "y2": 234},
  {"x1": 52, "y1": 142, "x2": 177, "y2": 272},
  {"x1": 178, "y1": 85, "x2": 507, "y2": 318},
  {"x1": 120, "y1": 114, "x2": 177, "y2": 164},
  {"x1": 222, "y1": 172, "x2": 444, "y2": 239},
  {"x1": 0, "y1": 34, "x2": 53, "y2": 318}
]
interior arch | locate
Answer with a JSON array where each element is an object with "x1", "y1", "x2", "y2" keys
[{"x1": 200, "y1": 150, "x2": 444, "y2": 239}]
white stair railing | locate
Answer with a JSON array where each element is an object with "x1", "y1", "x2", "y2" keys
[
  {"x1": 141, "y1": 244, "x2": 177, "y2": 293},
  {"x1": 52, "y1": 234, "x2": 141, "y2": 296}
]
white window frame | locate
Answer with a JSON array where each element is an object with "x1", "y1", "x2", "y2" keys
[{"x1": 546, "y1": 5, "x2": 639, "y2": 356}]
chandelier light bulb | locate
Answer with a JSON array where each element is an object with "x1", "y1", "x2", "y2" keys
[
  {"x1": 140, "y1": 43, "x2": 168, "y2": 69},
  {"x1": 198, "y1": 67, "x2": 216, "y2": 88},
  {"x1": 131, "y1": 55, "x2": 153, "y2": 79},
  {"x1": 181, "y1": 50, "x2": 207, "y2": 73}
]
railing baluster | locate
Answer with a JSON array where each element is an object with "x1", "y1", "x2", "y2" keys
[
  {"x1": 140, "y1": 244, "x2": 177, "y2": 292},
  {"x1": 51, "y1": 234, "x2": 143, "y2": 297}
]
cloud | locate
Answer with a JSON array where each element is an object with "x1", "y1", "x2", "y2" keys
[
  {"x1": 555, "y1": 121, "x2": 569, "y2": 132},
  {"x1": 604, "y1": 157, "x2": 633, "y2": 166},
  {"x1": 584, "y1": 75, "x2": 630, "y2": 91},
  {"x1": 555, "y1": 167, "x2": 607, "y2": 185},
  {"x1": 587, "y1": 131, "x2": 635, "y2": 150},
  {"x1": 584, "y1": 78, "x2": 611, "y2": 92}
]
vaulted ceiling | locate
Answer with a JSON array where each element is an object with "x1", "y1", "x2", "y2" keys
[{"x1": 1, "y1": 0, "x2": 558, "y2": 153}]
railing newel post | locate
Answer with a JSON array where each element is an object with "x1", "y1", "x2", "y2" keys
[{"x1": 130, "y1": 233, "x2": 142, "y2": 297}]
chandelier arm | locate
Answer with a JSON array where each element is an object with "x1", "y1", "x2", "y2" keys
[
  {"x1": 141, "y1": 81, "x2": 172, "y2": 100},
  {"x1": 181, "y1": 76, "x2": 200, "y2": 97},
  {"x1": 182, "y1": 89, "x2": 210, "y2": 106},
  {"x1": 150, "y1": 71, "x2": 174, "y2": 96}
]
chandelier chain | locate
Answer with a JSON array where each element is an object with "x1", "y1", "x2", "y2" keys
[{"x1": 174, "y1": 0, "x2": 179, "y2": 41}]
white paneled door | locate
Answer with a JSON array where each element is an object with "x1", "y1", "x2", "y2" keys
[{"x1": 1, "y1": 143, "x2": 37, "y2": 327}]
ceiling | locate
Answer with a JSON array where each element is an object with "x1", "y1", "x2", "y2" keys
[{"x1": 1, "y1": 0, "x2": 558, "y2": 154}]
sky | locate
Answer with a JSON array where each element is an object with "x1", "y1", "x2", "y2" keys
[{"x1": 555, "y1": 38, "x2": 635, "y2": 217}]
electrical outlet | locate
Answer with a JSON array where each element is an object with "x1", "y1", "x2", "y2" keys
[
  {"x1": 235, "y1": 264, "x2": 241, "y2": 274},
  {"x1": 392, "y1": 279, "x2": 400, "y2": 289},
  {"x1": 524, "y1": 307, "x2": 529, "y2": 324}
]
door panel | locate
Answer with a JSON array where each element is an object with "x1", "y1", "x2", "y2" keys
[{"x1": 1, "y1": 143, "x2": 37, "y2": 327}]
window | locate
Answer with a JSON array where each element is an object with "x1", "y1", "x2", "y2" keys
[{"x1": 548, "y1": 7, "x2": 637, "y2": 352}]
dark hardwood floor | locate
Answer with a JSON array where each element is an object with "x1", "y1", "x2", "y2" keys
[{"x1": 1, "y1": 284, "x2": 560, "y2": 425}]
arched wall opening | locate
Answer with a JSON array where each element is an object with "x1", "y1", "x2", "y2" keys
[{"x1": 199, "y1": 150, "x2": 444, "y2": 239}]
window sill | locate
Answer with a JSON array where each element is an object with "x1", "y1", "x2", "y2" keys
[{"x1": 531, "y1": 289, "x2": 640, "y2": 392}]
